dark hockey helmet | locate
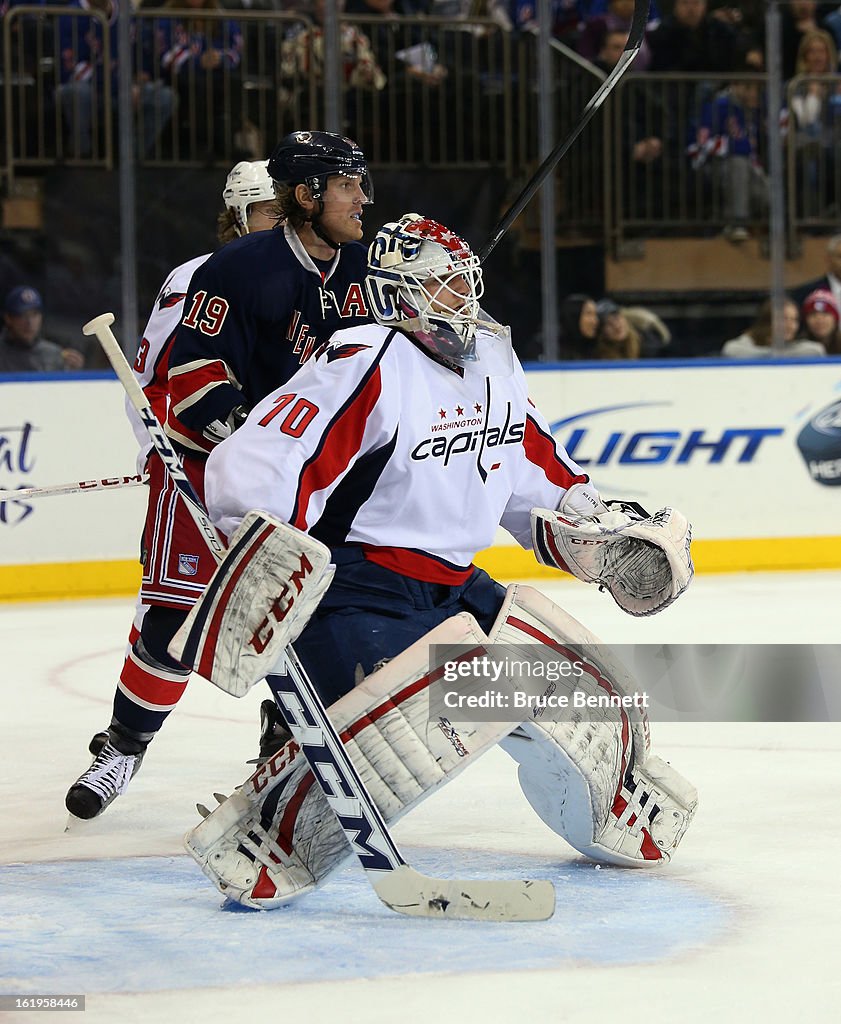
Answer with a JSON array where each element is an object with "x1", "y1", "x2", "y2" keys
[{"x1": 268, "y1": 131, "x2": 373, "y2": 203}]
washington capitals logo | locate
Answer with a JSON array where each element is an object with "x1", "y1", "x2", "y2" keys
[
  {"x1": 326, "y1": 343, "x2": 371, "y2": 362},
  {"x1": 157, "y1": 289, "x2": 186, "y2": 311}
]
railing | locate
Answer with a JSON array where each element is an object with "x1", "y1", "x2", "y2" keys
[
  {"x1": 0, "y1": 8, "x2": 607, "y2": 232},
  {"x1": 609, "y1": 71, "x2": 841, "y2": 254},
  {"x1": 4, "y1": 10, "x2": 841, "y2": 248}
]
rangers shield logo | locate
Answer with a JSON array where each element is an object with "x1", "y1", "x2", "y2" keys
[{"x1": 178, "y1": 553, "x2": 200, "y2": 576}]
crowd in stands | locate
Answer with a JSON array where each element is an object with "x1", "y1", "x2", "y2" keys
[{"x1": 4, "y1": 3, "x2": 841, "y2": 363}]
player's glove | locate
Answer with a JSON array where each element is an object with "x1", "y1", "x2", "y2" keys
[
  {"x1": 202, "y1": 404, "x2": 249, "y2": 446},
  {"x1": 530, "y1": 501, "x2": 694, "y2": 616}
]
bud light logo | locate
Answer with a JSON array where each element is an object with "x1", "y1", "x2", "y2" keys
[
  {"x1": 796, "y1": 398, "x2": 841, "y2": 486},
  {"x1": 549, "y1": 403, "x2": 784, "y2": 466}
]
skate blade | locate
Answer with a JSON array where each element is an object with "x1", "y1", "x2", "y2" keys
[{"x1": 64, "y1": 812, "x2": 97, "y2": 833}]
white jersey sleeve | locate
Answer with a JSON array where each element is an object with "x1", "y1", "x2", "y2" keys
[
  {"x1": 126, "y1": 254, "x2": 210, "y2": 470},
  {"x1": 499, "y1": 397, "x2": 591, "y2": 548}
]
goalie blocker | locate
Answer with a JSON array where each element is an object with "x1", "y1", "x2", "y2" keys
[{"x1": 186, "y1": 585, "x2": 697, "y2": 909}]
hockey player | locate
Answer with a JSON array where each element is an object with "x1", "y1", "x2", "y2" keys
[
  {"x1": 64, "y1": 159, "x2": 276, "y2": 821},
  {"x1": 65, "y1": 133, "x2": 374, "y2": 820},
  {"x1": 177, "y1": 214, "x2": 698, "y2": 907}
]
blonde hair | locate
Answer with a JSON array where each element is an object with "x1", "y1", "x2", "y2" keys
[
  {"x1": 597, "y1": 317, "x2": 641, "y2": 360},
  {"x1": 271, "y1": 182, "x2": 309, "y2": 231},
  {"x1": 216, "y1": 208, "x2": 240, "y2": 245},
  {"x1": 795, "y1": 29, "x2": 838, "y2": 76}
]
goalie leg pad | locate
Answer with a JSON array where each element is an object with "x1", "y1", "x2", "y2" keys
[
  {"x1": 186, "y1": 612, "x2": 522, "y2": 909},
  {"x1": 490, "y1": 585, "x2": 697, "y2": 865},
  {"x1": 168, "y1": 511, "x2": 335, "y2": 697}
]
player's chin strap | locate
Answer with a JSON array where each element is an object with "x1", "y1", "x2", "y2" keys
[{"x1": 490, "y1": 584, "x2": 698, "y2": 867}]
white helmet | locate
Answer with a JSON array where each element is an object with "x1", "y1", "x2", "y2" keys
[
  {"x1": 222, "y1": 160, "x2": 276, "y2": 235},
  {"x1": 366, "y1": 214, "x2": 484, "y2": 364}
]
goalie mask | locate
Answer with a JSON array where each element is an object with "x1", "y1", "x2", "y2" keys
[
  {"x1": 366, "y1": 214, "x2": 486, "y2": 364},
  {"x1": 267, "y1": 131, "x2": 373, "y2": 205},
  {"x1": 222, "y1": 160, "x2": 276, "y2": 236}
]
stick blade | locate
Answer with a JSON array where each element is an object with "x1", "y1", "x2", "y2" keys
[{"x1": 372, "y1": 865, "x2": 555, "y2": 922}]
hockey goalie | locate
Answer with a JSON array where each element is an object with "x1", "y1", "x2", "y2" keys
[{"x1": 173, "y1": 213, "x2": 699, "y2": 908}]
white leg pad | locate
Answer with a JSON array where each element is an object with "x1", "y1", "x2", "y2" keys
[
  {"x1": 492, "y1": 584, "x2": 698, "y2": 866},
  {"x1": 186, "y1": 611, "x2": 521, "y2": 908}
]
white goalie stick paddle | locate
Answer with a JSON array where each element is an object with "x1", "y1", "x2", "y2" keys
[
  {"x1": 0, "y1": 474, "x2": 147, "y2": 503},
  {"x1": 478, "y1": 0, "x2": 650, "y2": 263},
  {"x1": 83, "y1": 312, "x2": 555, "y2": 923}
]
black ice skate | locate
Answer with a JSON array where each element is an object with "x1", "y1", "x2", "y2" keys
[
  {"x1": 248, "y1": 699, "x2": 292, "y2": 764},
  {"x1": 65, "y1": 728, "x2": 148, "y2": 820}
]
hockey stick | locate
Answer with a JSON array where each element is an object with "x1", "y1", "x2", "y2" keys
[
  {"x1": 477, "y1": 0, "x2": 650, "y2": 263},
  {"x1": 0, "y1": 474, "x2": 147, "y2": 503},
  {"x1": 83, "y1": 312, "x2": 554, "y2": 922}
]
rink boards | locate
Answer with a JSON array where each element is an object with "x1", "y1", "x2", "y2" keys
[{"x1": 1, "y1": 358, "x2": 840, "y2": 600}]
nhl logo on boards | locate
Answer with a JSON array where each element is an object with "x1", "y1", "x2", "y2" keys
[{"x1": 178, "y1": 553, "x2": 200, "y2": 576}]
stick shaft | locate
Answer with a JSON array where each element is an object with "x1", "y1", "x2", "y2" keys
[{"x1": 0, "y1": 475, "x2": 147, "y2": 503}]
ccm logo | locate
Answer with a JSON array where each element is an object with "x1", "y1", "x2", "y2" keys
[
  {"x1": 247, "y1": 553, "x2": 315, "y2": 654},
  {"x1": 252, "y1": 739, "x2": 300, "y2": 794}
]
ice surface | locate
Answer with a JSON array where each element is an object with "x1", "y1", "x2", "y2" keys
[{"x1": 1, "y1": 574, "x2": 839, "y2": 1023}]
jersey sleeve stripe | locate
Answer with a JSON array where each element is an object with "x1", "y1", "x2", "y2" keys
[
  {"x1": 290, "y1": 365, "x2": 382, "y2": 531},
  {"x1": 169, "y1": 358, "x2": 238, "y2": 418},
  {"x1": 523, "y1": 414, "x2": 588, "y2": 490},
  {"x1": 290, "y1": 337, "x2": 395, "y2": 530}
]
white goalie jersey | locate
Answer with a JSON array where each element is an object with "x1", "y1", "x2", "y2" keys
[{"x1": 205, "y1": 323, "x2": 591, "y2": 576}]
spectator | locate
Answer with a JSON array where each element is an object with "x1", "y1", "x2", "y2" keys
[
  {"x1": 793, "y1": 232, "x2": 841, "y2": 307},
  {"x1": 154, "y1": 0, "x2": 244, "y2": 159},
  {"x1": 689, "y1": 75, "x2": 770, "y2": 243},
  {"x1": 0, "y1": 287, "x2": 86, "y2": 373},
  {"x1": 787, "y1": 29, "x2": 841, "y2": 217},
  {"x1": 782, "y1": 0, "x2": 822, "y2": 80},
  {"x1": 825, "y1": 3, "x2": 841, "y2": 53},
  {"x1": 721, "y1": 295, "x2": 826, "y2": 357},
  {"x1": 559, "y1": 293, "x2": 599, "y2": 359},
  {"x1": 280, "y1": 0, "x2": 386, "y2": 132},
  {"x1": 344, "y1": 0, "x2": 448, "y2": 86},
  {"x1": 56, "y1": 0, "x2": 175, "y2": 159},
  {"x1": 647, "y1": 0, "x2": 739, "y2": 75},
  {"x1": 595, "y1": 298, "x2": 642, "y2": 359},
  {"x1": 623, "y1": 303, "x2": 672, "y2": 356},
  {"x1": 577, "y1": 0, "x2": 652, "y2": 71},
  {"x1": 801, "y1": 288, "x2": 841, "y2": 353},
  {"x1": 597, "y1": 28, "x2": 664, "y2": 220}
]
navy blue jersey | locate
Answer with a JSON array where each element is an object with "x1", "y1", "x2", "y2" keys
[{"x1": 167, "y1": 223, "x2": 371, "y2": 454}]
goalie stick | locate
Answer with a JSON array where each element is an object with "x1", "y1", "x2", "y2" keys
[
  {"x1": 478, "y1": 0, "x2": 650, "y2": 263},
  {"x1": 82, "y1": 312, "x2": 555, "y2": 923},
  {"x1": 0, "y1": 474, "x2": 147, "y2": 503}
]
